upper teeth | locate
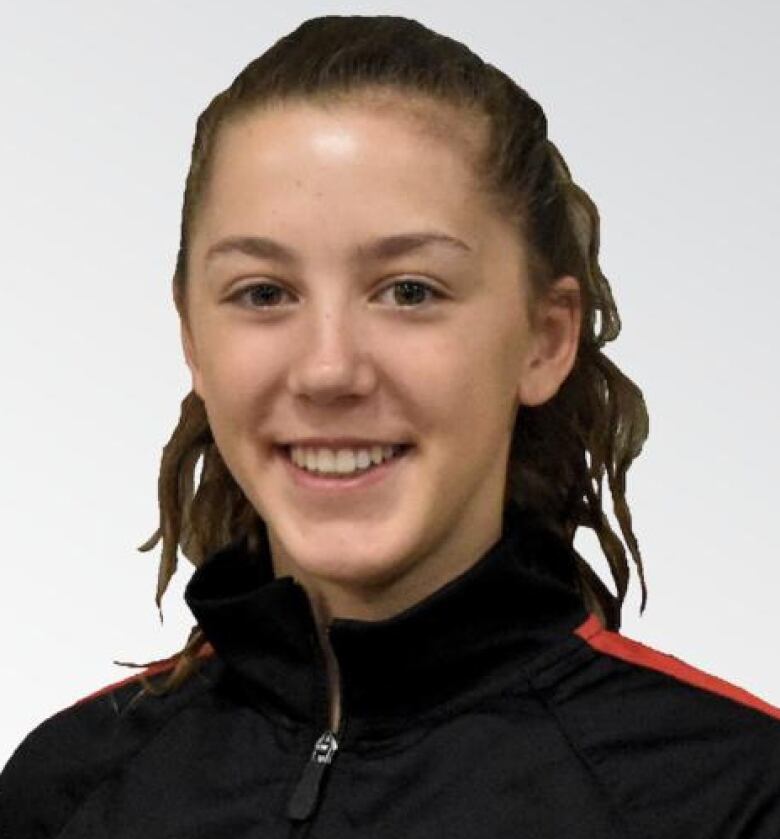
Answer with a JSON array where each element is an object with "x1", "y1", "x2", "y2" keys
[{"x1": 290, "y1": 445, "x2": 401, "y2": 475}]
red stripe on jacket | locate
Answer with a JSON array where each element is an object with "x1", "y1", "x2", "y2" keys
[
  {"x1": 575, "y1": 613, "x2": 780, "y2": 720},
  {"x1": 69, "y1": 642, "x2": 216, "y2": 709}
]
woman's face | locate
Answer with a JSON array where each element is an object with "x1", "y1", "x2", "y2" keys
[{"x1": 180, "y1": 95, "x2": 579, "y2": 617}]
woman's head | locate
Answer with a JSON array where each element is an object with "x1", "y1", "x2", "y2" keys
[{"x1": 139, "y1": 14, "x2": 649, "y2": 689}]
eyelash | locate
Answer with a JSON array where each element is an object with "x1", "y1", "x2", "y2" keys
[{"x1": 227, "y1": 279, "x2": 444, "y2": 310}]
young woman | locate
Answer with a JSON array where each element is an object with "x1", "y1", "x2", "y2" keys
[{"x1": 2, "y1": 14, "x2": 778, "y2": 838}]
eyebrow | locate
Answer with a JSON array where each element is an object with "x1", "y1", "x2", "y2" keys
[{"x1": 204, "y1": 231, "x2": 473, "y2": 266}]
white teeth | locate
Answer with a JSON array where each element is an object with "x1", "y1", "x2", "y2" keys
[
  {"x1": 317, "y1": 448, "x2": 336, "y2": 472},
  {"x1": 288, "y1": 444, "x2": 405, "y2": 476},
  {"x1": 335, "y1": 449, "x2": 355, "y2": 473}
]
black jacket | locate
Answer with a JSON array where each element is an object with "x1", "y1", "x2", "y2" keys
[{"x1": 2, "y1": 501, "x2": 779, "y2": 838}]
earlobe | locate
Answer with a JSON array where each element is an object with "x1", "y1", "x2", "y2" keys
[{"x1": 516, "y1": 275, "x2": 581, "y2": 407}]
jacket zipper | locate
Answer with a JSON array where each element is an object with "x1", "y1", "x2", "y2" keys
[
  {"x1": 287, "y1": 623, "x2": 345, "y2": 825},
  {"x1": 286, "y1": 729, "x2": 339, "y2": 821}
]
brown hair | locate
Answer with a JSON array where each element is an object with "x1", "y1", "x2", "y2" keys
[{"x1": 126, "y1": 15, "x2": 649, "y2": 697}]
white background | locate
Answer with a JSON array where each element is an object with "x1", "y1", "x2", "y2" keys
[{"x1": 1, "y1": 0, "x2": 778, "y2": 765}]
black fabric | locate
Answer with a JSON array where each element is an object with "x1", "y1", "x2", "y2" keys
[{"x1": 2, "y1": 500, "x2": 779, "y2": 838}]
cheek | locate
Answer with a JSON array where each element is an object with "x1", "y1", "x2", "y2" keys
[
  {"x1": 453, "y1": 313, "x2": 522, "y2": 382},
  {"x1": 199, "y1": 332, "x2": 283, "y2": 420},
  {"x1": 392, "y1": 326, "x2": 516, "y2": 430}
]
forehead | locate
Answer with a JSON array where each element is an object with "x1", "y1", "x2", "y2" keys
[
  {"x1": 221, "y1": 88, "x2": 487, "y2": 164},
  {"x1": 186, "y1": 94, "x2": 525, "y2": 283},
  {"x1": 200, "y1": 95, "x2": 493, "y2": 226}
]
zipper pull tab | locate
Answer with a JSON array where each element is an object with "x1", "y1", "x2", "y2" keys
[{"x1": 287, "y1": 729, "x2": 339, "y2": 821}]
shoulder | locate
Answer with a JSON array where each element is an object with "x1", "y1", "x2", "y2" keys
[
  {"x1": 543, "y1": 614, "x2": 780, "y2": 837},
  {"x1": 0, "y1": 645, "x2": 218, "y2": 839},
  {"x1": 574, "y1": 613, "x2": 780, "y2": 721}
]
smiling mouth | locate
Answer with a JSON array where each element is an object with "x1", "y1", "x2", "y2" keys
[{"x1": 276, "y1": 443, "x2": 413, "y2": 479}]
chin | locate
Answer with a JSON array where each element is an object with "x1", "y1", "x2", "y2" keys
[{"x1": 273, "y1": 518, "x2": 419, "y2": 590}]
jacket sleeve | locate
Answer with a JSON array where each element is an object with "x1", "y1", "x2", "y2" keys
[{"x1": 0, "y1": 671, "x2": 201, "y2": 838}]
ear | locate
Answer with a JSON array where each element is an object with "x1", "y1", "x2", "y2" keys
[
  {"x1": 173, "y1": 280, "x2": 205, "y2": 400},
  {"x1": 516, "y1": 274, "x2": 581, "y2": 407}
]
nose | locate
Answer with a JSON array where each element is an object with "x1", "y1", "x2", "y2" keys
[{"x1": 286, "y1": 303, "x2": 376, "y2": 404}]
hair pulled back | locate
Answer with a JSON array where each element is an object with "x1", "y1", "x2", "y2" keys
[{"x1": 127, "y1": 15, "x2": 650, "y2": 697}]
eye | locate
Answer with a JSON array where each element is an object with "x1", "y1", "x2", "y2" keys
[
  {"x1": 227, "y1": 282, "x2": 294, "y2": 309},
  {"x1": 375, "y1": 279, "x2": 443, "y2": 308}
]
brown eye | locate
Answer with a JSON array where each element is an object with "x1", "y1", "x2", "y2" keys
[
  {"x1": 230, "y1": 282, "x2": 293, "y2": 308},
  {"x1": 378, "y1": 279, "x2": 442, "y2": 307}
]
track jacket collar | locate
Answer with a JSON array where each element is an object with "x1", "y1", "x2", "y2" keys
[{"x1": 184, "y1": 500, "x2": 590, "y2": 734}]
